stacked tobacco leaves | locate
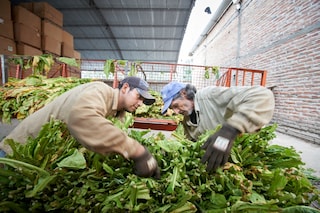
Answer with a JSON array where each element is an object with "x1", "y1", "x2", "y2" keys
[
  {"x1": 0, "y1": 75, "x2": 92, "y2": 123},
  {"x1": 132, "y1": 89, "x2": 183, "y2": 123},
  {"x1": 0, "y1": 114, "x2": 319, "y2": 212},
  {"x1": 0, "y1": 75, "x2": 181, "y2": 124}
]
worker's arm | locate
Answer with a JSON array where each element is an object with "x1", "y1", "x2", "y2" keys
[
  {"x1": 225, "y1": 86, "x2": 275, "y2": 133},
  {"x1": 67, "y1": 85, "x2": 139, "y2": 159}
]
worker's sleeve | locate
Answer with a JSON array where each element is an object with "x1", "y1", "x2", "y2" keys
[
  {"x1": 225, "y1": 87, "x2": 275, "y2": 133},
  {"x1": 67, "y1": 87, "x2": 139, "y2": 159}
]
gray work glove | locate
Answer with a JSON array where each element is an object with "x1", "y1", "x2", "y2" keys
[
  {"x1": 132, "y1": 146, "x2": 160, "y2": 179},
  {"x1": 201, "y1": 124, "x2": 240, "y2": 172}
]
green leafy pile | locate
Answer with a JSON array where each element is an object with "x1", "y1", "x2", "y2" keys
[
  {"x1": 133, "y1": 90, "x2": 183, "y2": 123},
  {"x1": 0, "y1": 75, "x2": 92, "y2": 123},
  {"x1": 0, "y1": 117, "x2": 319, "y2": 212}
]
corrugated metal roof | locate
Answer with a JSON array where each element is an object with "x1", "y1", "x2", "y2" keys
[{"x1": 12, "y1": 0, "x2": 195, "y2": 62}]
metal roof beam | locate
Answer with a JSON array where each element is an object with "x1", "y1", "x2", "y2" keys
[
  {"x1": 57, "y1": 8, "x2": 191, "y2": 12},
  {"x1": 87, "y1": 0, "x2": 123, "y2": 59},
  {"x1": 75, "y1": 37, "x2": 182, "y2": 40},
  {"x1": 64, "y1": 24, "x2": 186, "y2": 27},
  {"x1": 76, "y1": 49, "x2": 179, "y2": 53}
]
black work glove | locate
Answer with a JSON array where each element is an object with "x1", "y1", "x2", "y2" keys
[
  {"x1": 132, "y1": 146, "x2": 160, "y2": 179},
  {"x1": 201, "y1": 124, "x2": 240, "y2": 172}
]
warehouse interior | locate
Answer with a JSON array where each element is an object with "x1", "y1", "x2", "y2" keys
[{"x1": 9, "y1": 0, "x2": 196, "y2": 62}]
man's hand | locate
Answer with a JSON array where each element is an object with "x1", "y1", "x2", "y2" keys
[
  {"x1": 201, "y1": 124, "x2": 240, "y2": 172},
  {"x1": 132, "y1": 146, "x2": 160, "y2": 179}
]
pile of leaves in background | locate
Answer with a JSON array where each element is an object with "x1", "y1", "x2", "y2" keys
[
  {"x1": 0, "y1": 114, "x2": 319, "y2": 212},
  {"x1": 0, "y1": 75, "x2": 181, "y2": 124},
  {"x1": 133, "y1": 90, "x2": 184, "y2": 123},
  {"x1": 0, "y1": 75, "x2": 92, "y2": 123}
]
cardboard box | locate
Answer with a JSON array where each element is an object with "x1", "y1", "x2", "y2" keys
[
  {"x1": 0, "y1": 19, "x2": 14, "y2": 39},
  {"x1": 42, "y1": 20, "x2": 62, "y2": 42},
  {"x1": 14, "y1": 23, "x2": 41, "y2": 49},
  {"x1": 13, "y1": 5, "x2": 41, "y2": 31},
  {"x1": 62, "y1": 30, "x2": 74, "y2": 48},
  {"x1": 0, "y1": 36, "x2": 16, "y2": 55},
  {"x1": 18, "y1": 2, "x2": 34, "y2": 12},
  {"x1": 0, "y1": 0, "x2": 11, "y2": 20},
  {"x1": 74, "y1": 50, "x2": 81, "y2": 60},
  {"x1": 61, "y1": 43, "x2": 74, "y2": 58},
  {"x1": 42, "y1": 36, "x2": 61, "y2": 56},
  {"x1": 33, "y1": 2, "x2": 63, "y2": 27},
  {"x1": 16, "y1": 43, "x2": 42, "y2": 56}
]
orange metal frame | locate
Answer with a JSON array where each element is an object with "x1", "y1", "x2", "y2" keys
[{"x1": 216, "y1": 67, "x2": 267, "y2": 87}]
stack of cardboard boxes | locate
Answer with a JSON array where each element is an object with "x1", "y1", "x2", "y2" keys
[
  {"x1": 0, "y1": 0, "x2": 81, "y2": 59},
  {"x1": 13, "y1": 5, "x2": 42, "y2": 55},
  {"x1": 0, "y1": 0, "x2": 15, "y2": 55}
]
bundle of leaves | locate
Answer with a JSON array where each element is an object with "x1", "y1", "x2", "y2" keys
[
  {"x1": 0, "y1": 75, "x2": 92, "y2": 123},
  {"x1": 0, "y1": 116, "x2": 319, "y2": 212},
  {"x1": 133, "y1": 90, "x2": 183, "y2": 123}
]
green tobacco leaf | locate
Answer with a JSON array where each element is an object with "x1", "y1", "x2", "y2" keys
[
  {"x1": 248, "y1": 191, "x2": 266, "y2": 203},
  {"x1": 166, "y1": 166, "x2": 180, "y2": 193},
  {"x1": 57, "y1": 149, "x2": 86, "y2": 169},
  {"x1": 129, "y1": 63, "x2": 137, "y2": 76},
  {"x1": 25, "y1": 175, "x2": 57, "y2": 198},
  {"x1": 204, "y1": 69, "x2": 210, "y2": 79},
  {"x1": 282, "y1": 206, "x2": 320, "y2": 213},
  {"x1": 210, "y1": 193, "x2": 228, "y2": 208},
  {"x1": 117, "y1": 60, "x2": 127, "y2": 66},
  {"x1": 102, "y1": 162, "x2": 114, "y2": 174},
  {"x1": 57, "y1": 57, "x2": 79, "y2": 67},
  {"x1": 0, "y1": 158, "x2": 49, "y2": 177},
  {"x1": 104, "y1": 59, "x2": 115, "y2": 77},
  {"x1": 230, "y1": 200, "x2": 280, "y2": 212},
  {"x1": 268, "y1": 169, "x2": 288, "y2": 195},
  {"x1": 24, "y1": 75, "x2": 44, "y2": 86},
  {"x1": 157, "y1": 139, "x2": 183, "y2": 152}
]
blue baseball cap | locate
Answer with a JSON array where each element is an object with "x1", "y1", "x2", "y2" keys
[{"x1": 161, "y1": 82, "x2": 186, "y2": 114}]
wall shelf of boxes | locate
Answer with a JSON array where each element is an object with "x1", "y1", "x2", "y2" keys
[{"x1": 0, "y1": 0, "x2": 81, "y2": 59}]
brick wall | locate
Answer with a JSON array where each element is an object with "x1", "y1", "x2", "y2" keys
[{"x1": 192, "y1": 0, "x2": 320, "y2": 143}]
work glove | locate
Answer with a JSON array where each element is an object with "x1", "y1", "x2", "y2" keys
[
  {"x1": 132, "y1": 146, "x2": 160, "y2": 179},
  {"x1": 201, "y1": 124, "x2": 240, "y2": 172}
]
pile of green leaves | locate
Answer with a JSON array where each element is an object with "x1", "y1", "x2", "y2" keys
[
  {"x1": 0, "y1": 75, "x2": 92, "y2": 123},
  {"x1": 133, "y1": 90, "x2": 183, "y2": 123},
  {"x1": 0, "y1": 115, "x2": 319, "y2": 212}
]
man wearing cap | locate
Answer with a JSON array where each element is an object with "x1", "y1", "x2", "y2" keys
[
  {"x1": 0, "y1": 76, "x2": 160, "y2": 178},
  {"x1": 161, "y1": 82, "x2": 275, "y2": 172}
]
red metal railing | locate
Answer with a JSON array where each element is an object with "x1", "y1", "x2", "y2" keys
[
  {"x1": 216, "y1": 67, "x2": 267, "y2": 87},
  {"x1": 2, "y1": 56, "x2": 268, "y2": 88}
]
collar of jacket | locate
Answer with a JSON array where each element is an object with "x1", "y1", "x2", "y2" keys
[{"x1": 112, "y1": 88, "x2": 125, "y2": 120}]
